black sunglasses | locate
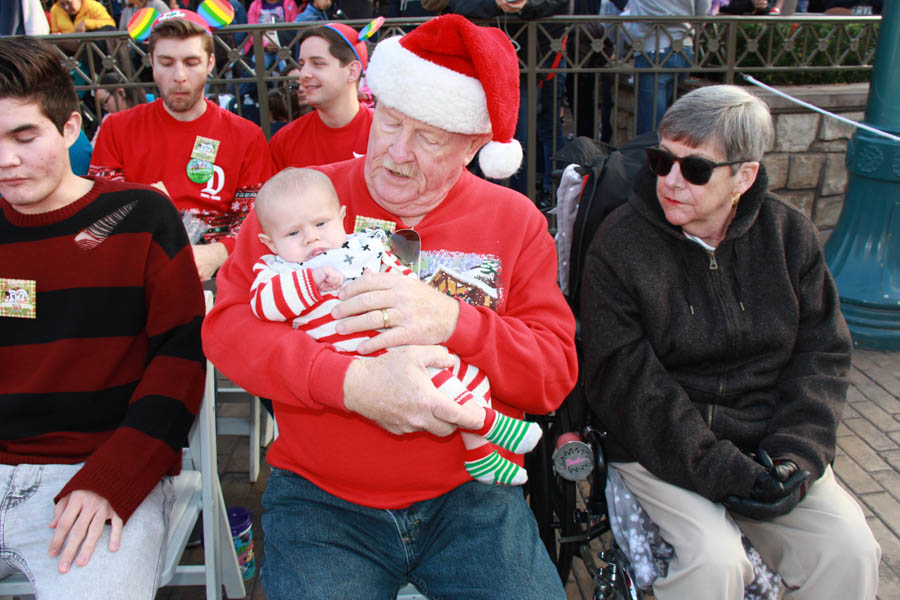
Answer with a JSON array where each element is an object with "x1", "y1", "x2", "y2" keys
[{"x1": 645, "y1": 146, "x2": 746, "y2": 185}]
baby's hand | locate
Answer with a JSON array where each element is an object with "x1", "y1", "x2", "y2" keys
[{"x1": 313, "y1": 266, "x2": 344, "y2": 292}]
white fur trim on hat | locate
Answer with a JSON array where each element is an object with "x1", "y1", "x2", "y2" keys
[
  {"x1": 367, "y1": 36, "x2": 491, "y2": 135},
  {"x1": 478, "y1": 139, "x2": 523, "y2": 180}
]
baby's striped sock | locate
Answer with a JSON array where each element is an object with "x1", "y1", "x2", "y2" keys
[
  {"x1": 472, "y1": 408, "x2": 543, "y2": 455},
  {"x1": 464, "y1": 446, "x2": 528, "y2": 486}
]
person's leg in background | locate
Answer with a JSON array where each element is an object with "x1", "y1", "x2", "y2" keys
[
  {"x1": 661, "y1": 46, "x2": 693, "y2": 120},
  {"x1": 239, "y1": 56, "x2": 258, "y2": 105},
  {"x1": 736, "y1": 466, "x2": 880, "y2": 600},
  {"x1": 509, "y1": 78, "x2": 531, "y2": 195},
  {"x1": 538, "y1": 63, "x2": 566, "y2": 204},
  {"x1": 511, "y1": 65, "x2": 566, "y2": 202},
  {"x1": 262, "y1": 51, "x2": 287, "y2": 83},
  {"x1": 634, "y1": 49, "x2": 665, "y2": 135},
  {"x1": 599, "y1": 73, "x2": 614, "y2": 143},
  {"x1": 570, "y1": 71, "x2": 598, "y2": 140},
  {"x1": 636, "y1": 46, "x2": 694, "y2": 135},
  {"x1": 648, "y1": 48, "x2": 676, "y2": 134}
]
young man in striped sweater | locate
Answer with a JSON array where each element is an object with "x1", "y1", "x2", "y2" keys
[{"x1": 0, "y1": 36, "x2": 205, "y2": 599}]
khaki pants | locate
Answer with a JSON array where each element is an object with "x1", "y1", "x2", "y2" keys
[{"x1": 612, "y1": 462, "x2": 880, "y2": 600}]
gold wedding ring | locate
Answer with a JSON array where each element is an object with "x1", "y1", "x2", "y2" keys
[{"x1": 381, "y1": 308, "x2": 390, "y2": 329}]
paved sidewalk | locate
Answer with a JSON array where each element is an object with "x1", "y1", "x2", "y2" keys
[
  {"x1": 158, "y1": 349, "x2": 900, "y2": 599},
  {"x1": 836, "y1": 349, "x2": 900, "y2": 600}
]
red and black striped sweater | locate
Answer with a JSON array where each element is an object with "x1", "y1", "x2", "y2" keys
[{"x1": 0, "y1": 177, "x2": 205, "y2": 522}]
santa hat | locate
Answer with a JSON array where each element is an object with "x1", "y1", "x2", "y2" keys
[{"x1": 366, "y1": 14, "x2": 522, "y2": 180}]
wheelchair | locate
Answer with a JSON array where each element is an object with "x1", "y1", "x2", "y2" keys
[
  {"x1": 524, "y1": 132, "x2": 659, "y2": 600},
  {"x1": 526, "y1": 390, "x2": 642, "y2": 600}
]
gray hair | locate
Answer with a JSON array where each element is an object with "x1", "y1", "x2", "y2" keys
[
  {"x1": 255, "y1": 167, "x2": 338, "y2": 232},
  {"x1": 658, "y1": 85, "x2": 773, "y2": 163}
]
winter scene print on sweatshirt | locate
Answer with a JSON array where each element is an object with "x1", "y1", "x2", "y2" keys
[{"x1": 420, "y1": 250, "x2": 502, "y2": 311}]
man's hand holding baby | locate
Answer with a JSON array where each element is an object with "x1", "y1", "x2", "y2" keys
[{"x1": 333, "y1": 268, "x2": 461, "y2": 355}]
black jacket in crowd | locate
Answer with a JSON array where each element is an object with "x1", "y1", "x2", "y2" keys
[{"x1": 580, "y1": 164, "x2": 852, "y2": 502}]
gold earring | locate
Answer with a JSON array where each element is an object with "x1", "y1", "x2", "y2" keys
[{"x1": 731, "y1": 192, "x2": 740, "y2": 208}]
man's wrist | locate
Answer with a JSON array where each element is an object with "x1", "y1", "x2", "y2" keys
[
  {"x1": 213, "y1": 241, "x2": 229, "y2": 262},
  {"x1": 201, "y1": 241, "x2": 229, "y2": 265},
  {"x1": 341, "y1": 359, "x2": 366, "y2": 413},
  {"x1": 440, "y1": 295, "x2": 461, "y2": 344}
]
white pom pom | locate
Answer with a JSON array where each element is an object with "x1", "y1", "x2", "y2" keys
[{"x1": 478, "y1": 139, "x2": 523, "y2": 180}]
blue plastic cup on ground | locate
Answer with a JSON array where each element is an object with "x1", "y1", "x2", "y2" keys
[{"x1": 227, "y1": 506, "x2": 256, "y2": 580}]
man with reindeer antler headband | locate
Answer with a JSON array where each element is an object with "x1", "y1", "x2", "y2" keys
[{"x1": 91, "y1": 1, "x2": 273, "y2": 281}]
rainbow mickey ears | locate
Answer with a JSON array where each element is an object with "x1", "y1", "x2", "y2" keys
[
  {"x1": 128, "y1": 0, "x2": 235, "y2": 42},
  {"x1": 358, "y1": 16, "x2": 385, "y2": 41},
  {"x1": 324, "y1": 17, "x2": 384, "y2": 71},
  {"x1": 196, "y1": 0, "x2": 235, "y2": 28}
]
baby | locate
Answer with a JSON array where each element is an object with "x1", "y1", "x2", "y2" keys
[{"x1": 250, "y1": 168, "x2": 542, "y2": 485}]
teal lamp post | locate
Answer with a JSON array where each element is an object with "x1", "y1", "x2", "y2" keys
[{"x1": 824, "y1": 2, "x2": 900, "y2": 349}]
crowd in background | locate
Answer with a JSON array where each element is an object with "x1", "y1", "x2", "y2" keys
[{"x1": 0, "y1": 0, "x2": 884, "y2": 194}]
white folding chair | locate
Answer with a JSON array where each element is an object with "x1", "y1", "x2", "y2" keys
[
  {"x1": 215, "y1": 383, "x2": 274, "y2": 483},
  {"x1": 209, "y1": 289, "x2": 274, "y2": 483},
  {"x1": 158, "y1": 291, "x2": 246, "y2": 599},
  {"x1": 0, "y1": 573, "x2": 32, "y2": 598},
  {"x1": 397, "y1": 584, "x2": 427, "y2": 599},
  {"x1": 0, "y1": 291, "x2": 246, "y2": 600}
]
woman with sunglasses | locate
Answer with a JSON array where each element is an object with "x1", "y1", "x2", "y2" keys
[{"x1": 581, "y1": 84, "x2": 879, "y2": 600}]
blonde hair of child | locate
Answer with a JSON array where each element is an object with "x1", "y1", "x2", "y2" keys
[{"x1": 255, "y1": 167, "x2": 340, "y2": 234}]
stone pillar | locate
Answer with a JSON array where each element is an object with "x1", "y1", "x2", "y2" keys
[{"x1": 824, "y1": 3, "x2": 900, "y2": 349}]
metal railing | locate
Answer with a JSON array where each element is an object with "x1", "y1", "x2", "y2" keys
[{"x1": 34, "y1": 14, "x2": 878, "y2": 201}]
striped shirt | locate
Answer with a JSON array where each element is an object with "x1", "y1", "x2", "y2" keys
[{"x1": 0, "y1": 178, "x2": 206, "y2": 522}]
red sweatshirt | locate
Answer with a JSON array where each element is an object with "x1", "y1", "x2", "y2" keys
[
  {"x1": 202, "y1": 158, "x2": 577, "y2": 508},
  {"x1": 269, "y1": 106, "x2": 373, "y2": 172},
  {"x1": 90, "y1": 99, "x2": 273, "y2": 254}
]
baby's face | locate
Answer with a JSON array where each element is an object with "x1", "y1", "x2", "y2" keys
[{"x1": 261, "y1": 191, "x2": 347, "y2": 263}]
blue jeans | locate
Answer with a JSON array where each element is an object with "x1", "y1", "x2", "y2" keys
[
  {"x1": 261, "y1": 469, "x2": 565, "y2": 600},
  {"x1": 634, "y1": 46, "x2": 694, "y2": 135},
  {"x1": 510, "y1": 67, "x2": 566, "y2": 197},
  {"x1": 0, "y1": 464, "x2": 172, "y2": 599}
]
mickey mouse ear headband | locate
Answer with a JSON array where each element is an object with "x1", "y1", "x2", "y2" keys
[
  {"x1": 323, "y1": 17, "x2": 384, "y2": 71},
  {"x1": 128, "y1": 0, "x2": 235, "y2": 42}
]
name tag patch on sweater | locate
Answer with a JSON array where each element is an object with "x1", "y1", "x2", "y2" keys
[
  {"x1": 354, "y1": 215, "x2": 396, "y2": 234},
  {"x1": 0, "y1": 278, "x2": 36, "y2": 318},
  {"x1": 188, "y1": 136, "x2": 221, "y2": 183}
]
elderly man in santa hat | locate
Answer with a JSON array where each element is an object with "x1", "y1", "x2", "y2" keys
[{"x1": 203, "y1": 14, "x2": 577, "y2": 599}]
